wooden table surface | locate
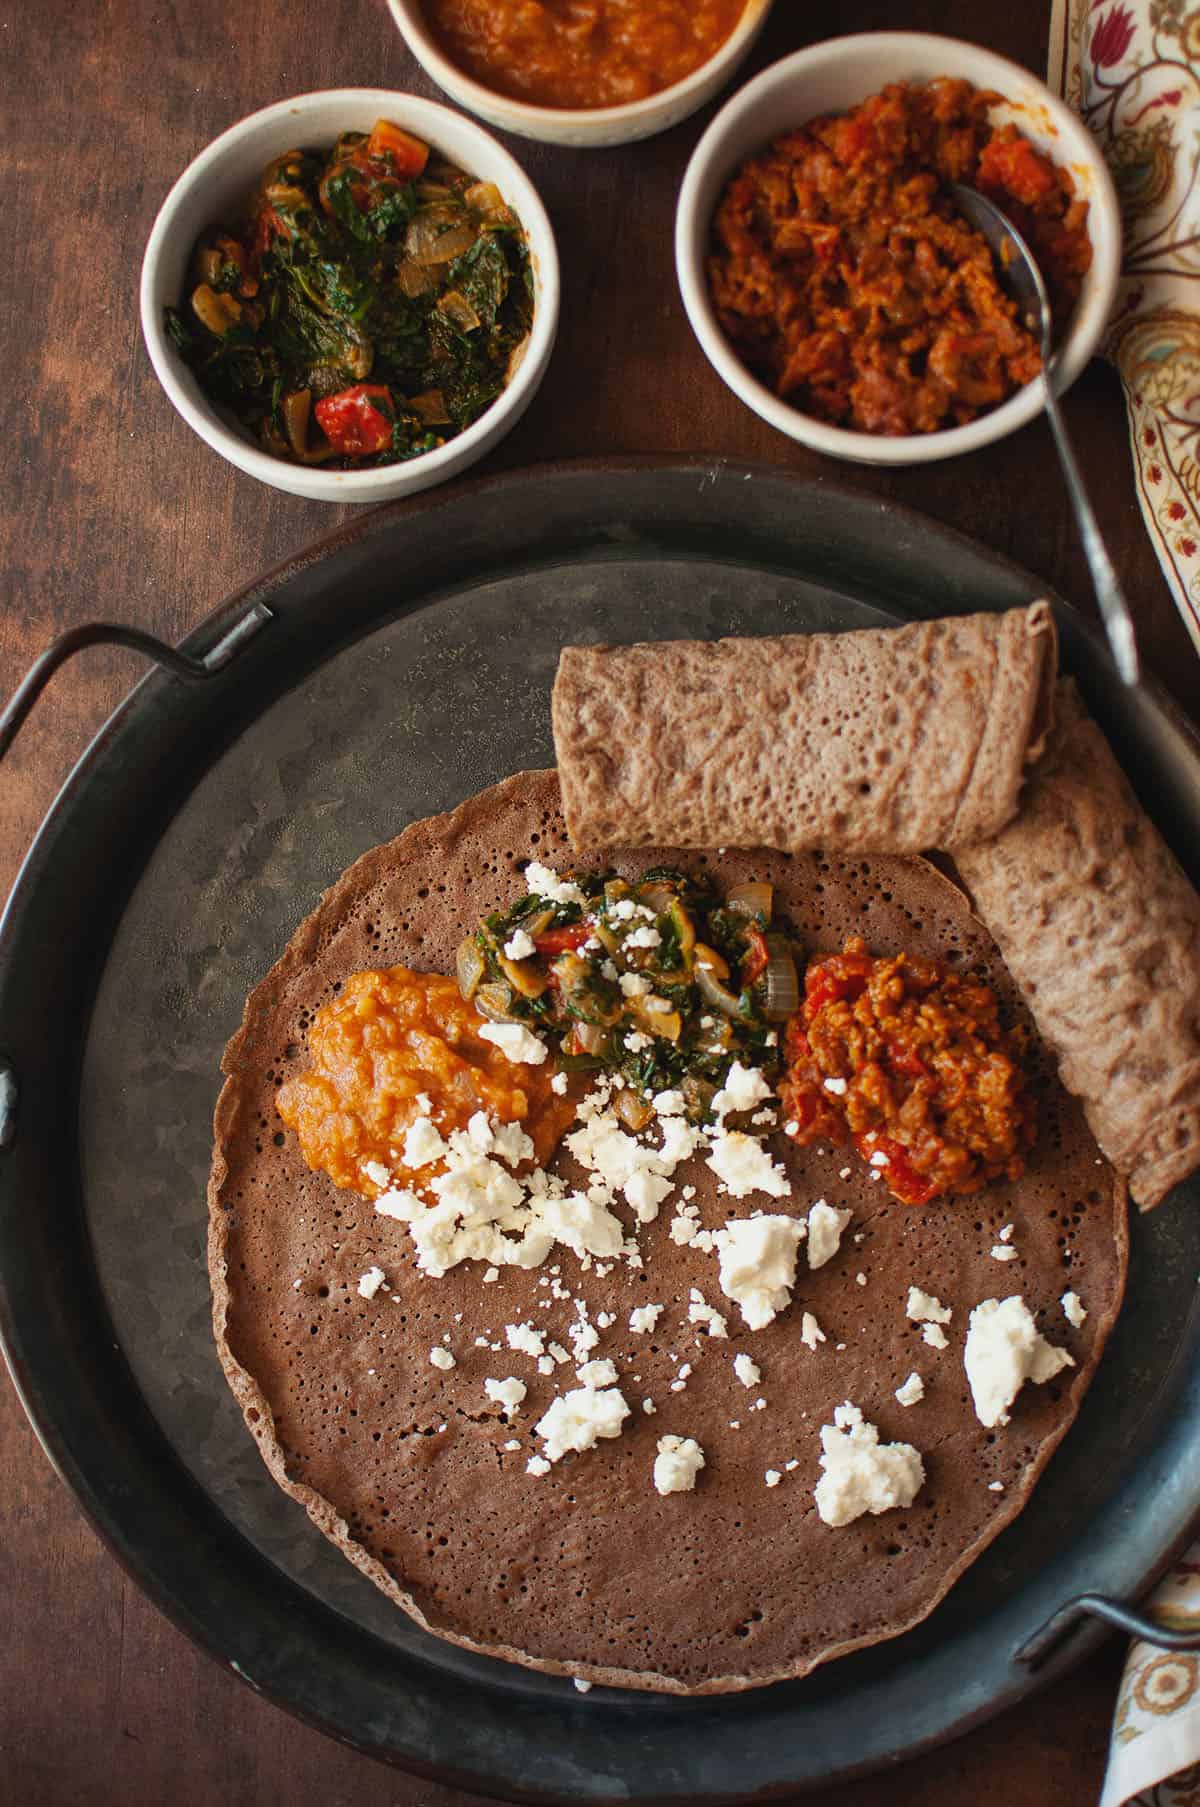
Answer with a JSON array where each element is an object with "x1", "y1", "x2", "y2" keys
[{"x1": 4, "y1": 1, "x2": 1198, "y2": 1802}]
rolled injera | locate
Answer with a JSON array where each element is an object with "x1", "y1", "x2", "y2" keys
[
  {"x1": 956, "y1": 680, "x2": 1200, "y2": 1211},
  {"x1": 552, "y1": 603, "x2": 1057, "y2": 855}
]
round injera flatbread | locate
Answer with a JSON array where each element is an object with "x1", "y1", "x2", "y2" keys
[{"x1": 209, "y1": 770, "x2": 1128, "y2": 1695}]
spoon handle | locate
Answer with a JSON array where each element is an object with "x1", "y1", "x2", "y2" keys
[{"x1": 1042, "y1": 378, "x2": 1141, "y2": 686}]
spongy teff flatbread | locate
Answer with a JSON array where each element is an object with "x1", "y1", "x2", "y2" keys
[{"x1": 209, "y1": 770, "x2": 1127, "y2": 1695}]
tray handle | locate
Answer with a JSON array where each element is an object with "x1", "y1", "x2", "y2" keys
[
  {"x1": 0, "y1": 605, "x2": 273, "y2": 763},
  {"x1": 1016, "y1": 1592, "x2": 1200, "y2": 1669}
]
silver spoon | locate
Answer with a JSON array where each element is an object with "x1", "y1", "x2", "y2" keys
[{"x1": 950, "y1": 182, "x2": 1140, "y2": 687}]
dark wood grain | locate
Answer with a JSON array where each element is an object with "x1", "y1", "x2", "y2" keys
[{"x1": 1, "y1": 0, "x2": 1194, "y2": 1801}]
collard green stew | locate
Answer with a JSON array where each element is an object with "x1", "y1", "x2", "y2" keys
[{"x1": 165, "y1": 120, "x2": 534, "y2": 468}]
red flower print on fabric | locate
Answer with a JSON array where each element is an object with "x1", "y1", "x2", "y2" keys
[{"x1": 1091, "y1": 3, "x2": 1136, "y2": 67}]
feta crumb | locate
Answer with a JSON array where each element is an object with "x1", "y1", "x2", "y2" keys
[
  {"x1": 964, "y1": 1296, "x2": 1075, "y2": 1428},
  {"x1": 573, "y1": 1678, "x2": 593, "y2": 1693},
  {"x1": 503, "y1": 928, "x2": 537, "y2": 960},
  {"x1": 577, "y1": 1359, "x2": 618, "y2": 1388},
  {"x1": 988, "y1": 1480, "x2": 1005, "y2": 1492},
  {"x1": 707, "y1": 1130, "x2": 791, "y2": 1199},
  {"x1": 687, "y1": 1293, "x2": 729, "y2": 1339},
  {"x1": 477, "y1": 1021, "x2": 549, "y2": 1065},
  {"x1": 714, "y1": 1214, "x2": 805, "y2": 1329},
  {"x1": 814, "y1": 1402, "x2": 925, "y2": 1527},
  {"x1": 653, "y1": 1434, "x2": 705, "y2": 1495},
  {"x1": 800, "y1": 1311, "x2": 826, "y2": 1351},
  {"x1": 733, "y1": 1353, "x2": 761, "y2": 1388},
  {"x1": 999, "y1": 1223, "x2": 1015, "y2": 1243},
  {"x1": 537, "y1": 1355, "x2": 554, "y2": 1375},
  {"x1": 990, "y1": 1245, "x2": 1019, "y2": 1262},
  {"x1": 624, "y1": 1030, "x2": 652, "y2": 1053},
  {"x1": 625, "y1": 924, "x2": 662, "y2": 950},
  {"x1": 503, "y1": 1439, "x2": 521, "y2": 1451},
  {"x1": 484, "y1": 1376, "x2": 527, "y2": 1414},
  {"x1": 535, "y1": 1386, "x2": 631, "y2": 1463},
  {"x1": 506, "y1": 1321, "x2": 546, "y2": 1358},
  {"x1": 807, "y1": 1199, "x2": 852, "y2": 1269},
  {"x1": 527, "y1": 1455, "x2": 551, "y2": 1476},
  {"x1": 483, "y1": 1266, "x2": 500, "y2": 1284},
  {"x1": 551, "y1": 1071, "x2": 569, "y2": 1095},
  {"x1": 429, "y1": 1347, "x2": 456, "y2": 1371},
  {"x1": 643, "y1": 1398, "x2": 656, "y2": 1415},
  {"x1": 765, "y1": 1469, "x2": 782, "y2": 1488},
  {"x1": 652, "y1": 1089, "x2": 686, "y2": 1116},
  {"x1": 855, "y1": 1272, "x2": 868, "y2": 1287},
  {"x1": 785, "y1": 1458, "x2": 799, "y2": 1471},
  {"x1": 712, "y1": 1061, "x2": 773, "y2": 1119},
  {"x1": 618, "y1": 971, "x2": 652, "y2": 997},
  {"x1": 895, "y1": 1372, "x2": 925, "y2": 1407},
  {"x1": 524, "y1": 861, "x2": 586, "y2": 906},
  {"x1": 921, "y1": 1324, "x2": 949, "y2": 1350},
  {"x1": 357, "y1": 1266, "x2": 385, "y2": 1300},
  {"x1": 906, "y1": 1288, "x2": 952, "y2": 1324},
  {"x1": 629, "y1": 1303, "x2": 663, "y2": 1335},
  {"x1": 362, "y1": 1158, "x2": 392, "y2": 1189},
  {"x1": 1062, "y1": 1290, "x2": 1088, "y2": 1329},
  {"x1": 823, "y1": 1076, "x2": 848, "y2": 1096}
]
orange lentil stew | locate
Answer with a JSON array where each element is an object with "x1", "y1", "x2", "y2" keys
[
  {"x1": 422, "y1": 0, "x2": 747, "y2": 109},
  {"x1": 276, "y1": 967, "x2": 577, "y2": 1198},
  {"x1": 778, "y1": 935, "x2": 1036, "y2": 1206},
  {"x1": 707, "y1": 79, "x2": 1092, "y2": 436}
]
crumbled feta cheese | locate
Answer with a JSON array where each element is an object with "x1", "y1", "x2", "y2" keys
[
  {"x1": 625, "y1": 924, "x2": 662, "y2": 950},
  {"x1": 526, "y1": 1455, "x2": 551, "y2": 1476},
  {"x1": 402, "y1": 1113, "x2": 447, "y2": 1168},
  {"x1": 357, "y1": 1266, "x2": 385, "y2": 1300},
  {"x1": 653, "y1": 1434, "x2": 705, "y2": 1495},
  {"x1": 895, "y1": 1372, "x2": 925, "y2": 1407},
  {"x1": 643, "y1": 1398, "x2": 656, "y2": 1415},
  {"x1": 629, "y1": 1303, "x2": 663, "y2": 1335},
  {"x1": 535, "y1": 1386, "x2": 631, "y2": 1463},
  {"x1": 988, "y1": 1480, "x2": 1005, "y2": 1492},
  {"x1": 733, "y1": 1353, "x2": 761, "y2": 1388},
  {"x1": 800, "y1": 1311, "x2": 826, "y2": 1351},
  {"x1": 537, "y1": 1355, "x2": 554, "y2": 1375},
  {"x1": 921, "y1": 1324, "x2": 949, "y2": 1350},
  {"x1": 823, "y1": 1076, "x2": 848, "y2": 1096},
  {"x1": 483, "y1": 1266, "x2": 500, "y2": 1283},
  {"x1": 577, "y1": 1359, "x2": 617, "y2": 1388},
  {"x1": 503, "y1": 1439, "x2": 521, "y2": 1452},
  {"x1": 964, "y1": 1297, "x2": 1075, "y2": 1428},
  {"x1": 503, "y1": 928, "x2": 537, "y2": 960},
  {"x1": 485, "y1": 1376, "x2": 527, "y2": 1413},
  {"x1": 524, "y1": 862, "x2": 586, "y2": 906},
  {"x1": 687, "y1": 1292, "x2": 729, "y2": 1339},
  {"x1": 477, "y1": 1022, "x2": 549, "y2": 1065},
  {"x1": 362, "y1": 1158, "x2": 391, "y2": 1189},
  {"x1": 855, "y1": 1272, "x2": 867, "y2": 1287},
  {"x1": 814, "y1": 1402, "x2": 925, "y2": 1527},
  {"x1": 1062, "y1": 1290, "x2": 1088, "y2": 1329},
  {"x1": 990, "y1": 1245, "x2": 1019, "y2": 1262},
  {"x1": 429, "y1": 1347, "x2": 456, "y2": 1371},
  {"x1": 712, "y1": 1061, "x2": 773, "y2": 1119},
  {"x1": 550, "y1": 1071, "x2": 569, "y2": 1095},
  {"x1": 506, "y1": 1321, "x2": 545, "y2": 1358},
  {"x1": 652, "y1": 1089, "x2": 686, "y2": 1116},
  {"x1": 869, "y1": 1150, "x2": 889, "y2": 1168},
  {"x1": 906, "y1": 1288, "x2": 952, "y2": 1324},
  {"x1": 573, "y1": 1678, "x2": 593, "y2": 1693},
  {"x1": 714, "y1": 1214, "x2": 805, "y2": 1330},
  {"x1": 618, "y1": 971, "x2": 651, "y2": 996},
  {"x1": 999, "y1": 1223, "x2": 1015, "y2": 1243},
  {"x1": 765, "y1": 1469, "x2": 782, "y2": 1488},
  {"x1": 706, "y1": 1130, "x2": 791, "y2": 1200}
]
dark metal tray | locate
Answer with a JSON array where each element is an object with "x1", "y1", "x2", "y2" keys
[{"x1": 3, "y1": 458, "x2": 1200, "y2": 1802}]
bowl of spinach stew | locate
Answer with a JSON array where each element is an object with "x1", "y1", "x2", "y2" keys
[{"x1": 141, "y1": 91, "x2": 559, "y2": 501}]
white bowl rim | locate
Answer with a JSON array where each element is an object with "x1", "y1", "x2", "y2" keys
[
  {"x1": 386, "y1": 0, "x2": 773, "y2": 129},
  {"x1": 675, "y1": 32, "x2": 1123, "y2": 465},
  {"x1": 140, "y1": 87, "x2": 560, "y2": 498}
]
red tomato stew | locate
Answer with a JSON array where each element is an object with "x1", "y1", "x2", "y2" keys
[
  {"x1": 165, "y1": 121, "x2": 533, "y2": 469},
  {"x1": 422, "y1": 0, "x2": 748, "y2": 110},
  {"x1": 706, "y1": 79, "x2": 1092, "y2": 436},
  {"x1": 779, "y1": 935, "x2": 1036, "y2": 1205}
]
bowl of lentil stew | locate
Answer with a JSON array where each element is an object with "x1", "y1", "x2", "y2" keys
[
  {"x1": 385, "y1": 0, "x2": 774, "y2": 148},
  {"x1": 140, "y1": 91, "x2": 559, "y2": 502},
  {"x1": 675, "y1": 34, "x2": 1121, "y2": 465}
]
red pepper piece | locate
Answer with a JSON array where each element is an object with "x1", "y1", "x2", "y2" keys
[{"x1": 313, "y1": 385, "x2": 395, "y2": 456}]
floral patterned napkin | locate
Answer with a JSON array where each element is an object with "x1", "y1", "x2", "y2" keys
[
  {"x1": 1045, "y1": 10, "x2": 1200, "y2": 1798},
  {"x1": 1050, "y1": 0, "x2": 1200, "y2": 652}
]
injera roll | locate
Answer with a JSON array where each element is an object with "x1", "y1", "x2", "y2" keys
[
  {"x1": 209, "y1": 769, "x2": 1126, "y2": 1694},
  {"x1": 552, "y1": 603, "x2": 1057, "y2": 855},
  {"x1": 956, "y1": 680, "x2": 1200, "y2": 1211}
]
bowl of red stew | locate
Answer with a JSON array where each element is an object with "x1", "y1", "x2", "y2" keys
[
  {"x1": 140, "y1": 90, "x2": 559, "y2": 501},
  {"x1": 386, "y1": 0, "x2": 774, "y2": 147},
  {"x1": 675, "y1": 35, "x2": 1121, "y2": 465}
]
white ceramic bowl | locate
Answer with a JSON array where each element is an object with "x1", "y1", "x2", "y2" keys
[
  {"x1": 140, "y1": 90, "x2": 559, "y2": 502},
  {"x1": 676, "y1": 34, "x2": 1122, "y2": 466},
  {"x1": 385, "y1": 0, "x2": 774, "y2": 147}
]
